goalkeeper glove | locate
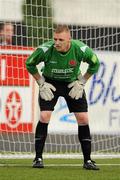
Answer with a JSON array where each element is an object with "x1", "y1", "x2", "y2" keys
[
  {"x1": 68, "y1": 75, "x2": 86, "y2": 100},
  {"x1": 36, "y1": 76, "x2": 56, "y2": 101}
]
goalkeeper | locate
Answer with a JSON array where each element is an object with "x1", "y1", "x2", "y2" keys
[{"x1": 26, "y1": 25, "x2": 100, "y2": 170}]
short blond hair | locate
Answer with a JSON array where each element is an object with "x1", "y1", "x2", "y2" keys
[{"x1": 54, "y1": 25, "x2": 70, "y2": 33}]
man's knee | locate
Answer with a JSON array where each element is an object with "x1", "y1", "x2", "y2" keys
[
  {"x1": 74, "y1": 112, "x2": 89, "y2": 125},
  {"x1": 40, "y1": 111, "x2": 52, "y2": 123}
]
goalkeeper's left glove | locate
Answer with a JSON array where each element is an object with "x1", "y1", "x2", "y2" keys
[{"x1": 68, "y1": 75, "x2": 86, "y2": 100}]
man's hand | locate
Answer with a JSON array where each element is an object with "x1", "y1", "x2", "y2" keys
[
  {"x1": 68, "y1": 75, "x2": 86, "y2": 100},
  {"x1": 37, "y1": 77, "x2": 56, "y2": 101}
]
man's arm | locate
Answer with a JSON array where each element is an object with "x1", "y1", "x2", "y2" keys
[
  {"x1": 26, "y1": 51, "x2": 56, "y2": 101},
  {"x1": 83, "y1": 48, "x2": 100, "y2": 75},
  {"x1": 32, "y1": 72, "x2": 41, "y2": 81},
  {"x1": 68, "y1": 48, "x2": 100, "y2": 100},
  {"x1": 26, "y1": 48, "x2": 44, "y2": 75},
  {"x1": 81, "y1": 72, "x2": 92, "y2": 83}
]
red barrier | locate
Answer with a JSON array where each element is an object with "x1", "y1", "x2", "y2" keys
[{"x1": 0, "y1": 46, "x2": 34, "y2": 132}]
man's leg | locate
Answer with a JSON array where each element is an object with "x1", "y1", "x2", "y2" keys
[
  {"x1": 33, "y1": 121, "x2": 48, "y2": 168},
  {"x1": 33, "y1": 111, "x2": 52, "y2": 168},
  {"x1": 35, "y1": 121, "x2": 48, "y2": 158},
  {"x1": 75, "y1": 112, "x2": 99, "y2": 170},
  {"x1": 78, "y1": 124, "x2": 91, "y2": 163}
]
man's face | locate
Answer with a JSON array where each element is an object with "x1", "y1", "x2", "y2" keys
[
  {"x1": 2, "y1": 24, "x2": 14, "y2": 44},
  {"x1": 53, "y1": 31, "x2": 71, "y2": 52}
]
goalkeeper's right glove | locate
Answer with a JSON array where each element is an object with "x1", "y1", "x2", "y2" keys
[{"x1": 36, "y1": 76, "x2": 56, "y2": 101}]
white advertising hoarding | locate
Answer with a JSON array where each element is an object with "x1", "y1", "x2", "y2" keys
[
  {"x1": 52, "y1": 0, "x2": 120, "y2": 27},
  {"x1": 0, "y1": 0, "x2": 23, "y2": 21}
]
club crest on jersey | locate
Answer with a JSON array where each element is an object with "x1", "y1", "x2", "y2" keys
[{"x1": 69, "y1": 60, "x2": 77, "y2": 67}]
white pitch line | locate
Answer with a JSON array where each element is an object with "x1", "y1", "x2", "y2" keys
[
  {"x1": 0, "y1": 164, "x2": 120, "y2": 167},
  {"x1": 46, "y1": 164, "x2": 120, "y2": 166}
]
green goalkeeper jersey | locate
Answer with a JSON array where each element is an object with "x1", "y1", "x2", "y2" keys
[{"x1": 26, "y1": 40, "x2": 100, "y2": 82}]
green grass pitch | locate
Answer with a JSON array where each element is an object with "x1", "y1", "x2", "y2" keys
[{"x1": 0, "y1": 158, "x2": 120, "y2": 180}]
